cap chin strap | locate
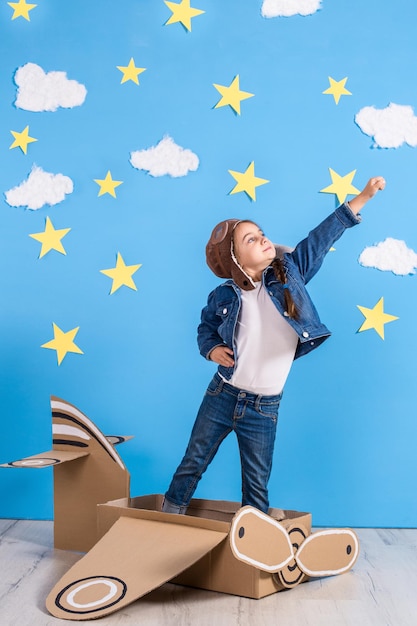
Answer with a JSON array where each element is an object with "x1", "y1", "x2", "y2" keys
[{"x1": 230, "y1": 241, "x2": 257, "y2": 289}]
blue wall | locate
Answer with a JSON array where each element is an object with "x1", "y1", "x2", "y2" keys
[{"x1": 1, "y1": 0, "x2": 416, "y2": 527}]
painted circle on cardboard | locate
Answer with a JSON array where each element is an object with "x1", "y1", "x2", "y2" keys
[
  {"x1": 9, "y1": 458, "x2": 60, "y2": 467},
  {"x1": 55, "y1": 575, "x2": 127, "y2": 614}
]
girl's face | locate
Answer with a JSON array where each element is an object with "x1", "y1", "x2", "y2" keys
[{"x1": 233, "y1": 221, "x2": 276, "y2": 281}]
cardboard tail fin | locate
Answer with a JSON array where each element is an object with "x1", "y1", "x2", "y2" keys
[{"x1": 0, "y1": 396, "x2": 132, "y2": 552}]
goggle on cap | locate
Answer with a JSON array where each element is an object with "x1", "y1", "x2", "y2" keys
[{"x1": 205, "y1": 219, "x2": 256, "y2": 291}]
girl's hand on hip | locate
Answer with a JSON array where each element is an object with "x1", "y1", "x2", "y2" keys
[{"x1": 209, "y1": 346, "x2": 235, "y2": 367}]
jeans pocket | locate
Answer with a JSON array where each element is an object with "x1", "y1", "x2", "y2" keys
[
  {"x1": 206, "y1": 376, "x2": 223, "y2": 397},
  {"x1": 257, "y1": 398, "x2": 281, "y2": 421}
]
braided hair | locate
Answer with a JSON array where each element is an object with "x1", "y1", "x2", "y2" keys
[{"x1": 271, "y1": 257, "x2": 298, "y2": 319}]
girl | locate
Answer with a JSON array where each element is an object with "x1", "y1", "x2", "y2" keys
[{"x1": 162, "y1": 177, "x2": 385, "y2": 515}]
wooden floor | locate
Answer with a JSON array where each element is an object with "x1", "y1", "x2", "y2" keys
[{"x1": 0, "y1": 520, "x2": 416, "y2": 626}]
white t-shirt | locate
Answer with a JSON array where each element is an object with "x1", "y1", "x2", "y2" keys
[{"x1": 227, "y1": 282, "x2": 298, "y2": 396}]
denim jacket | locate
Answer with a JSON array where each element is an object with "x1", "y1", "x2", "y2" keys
[{"x1": 197, "y1": 203, "x2": 361, "y2": 380}]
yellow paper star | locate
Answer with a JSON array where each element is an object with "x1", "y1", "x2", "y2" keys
[
  {"x1": 100, "y1": 252, "x2": 142, "y2": 294},
  {"x1": 116, "y1": 58, "x2": 146, "y2": 85},
  {"x1": 213, "y1": 75, "x2": 254, "y2": 115},
  {"x1": 357, "y1": 297, "x2": 399, "y2": 340},
  {"x1": 29, "y1": 217, "x2": 71, "y2": 259},
  {"x1": 320, "y1": 168, "x2": 360, "y2": 204},
  {"x1": 228, "y1": 161, "x2": 269, "y2": 201},
  {"x1": 41, "y1": 323, "x2": 83, "y2": 366},
  {"x1": 8, "y1": 0, "x2": 37, "y2": 20},
  {"x1": 164, "y1": 0, "x2": 205, "y2": 31},
  {"x1": 94, "y1": 171, "x2": 123, "y2": 198},
  {"x1": 9, "y1": 125, "x2": 37, "y2": 154},
  {"x1": 322, "y1": 77, "x2": 352, "y2": 105}
]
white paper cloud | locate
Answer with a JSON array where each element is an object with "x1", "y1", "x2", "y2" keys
[
  {"x1": 14, "y1": 62, "x2": 87, "y2": 112},
  {"x1": 355, "y1": 103, "x2": 417, "y2": 149},
  {"x1": 261, "y1": 0, "x2": 322, "y2": 18},
  {"x1": 5, "y1": 165, "x2": 74, "y2": 210},
  {"x1": 359, "y1": 238, "x2": 417, "y2": 276},
  {"x1": 130, "y1": 135, "x2": 199, "y2": 178}
]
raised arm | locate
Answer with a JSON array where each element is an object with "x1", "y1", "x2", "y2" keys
[{"x1": 288, "y1": 176, "x2": 386, "y2": 284}]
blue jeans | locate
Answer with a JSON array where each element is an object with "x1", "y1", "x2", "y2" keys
[{"x1": 164, "y1": 373, "x2": 282, "y2": 514}]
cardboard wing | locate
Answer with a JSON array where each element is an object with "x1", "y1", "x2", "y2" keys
[
  {"x1": 0, "y1": 396, "x2": 132, "y2": 553},
  {"x1": 0, "y1": 438, "x2": 131, "y2": 470},
  {"x1": 0, "y1": 449, "x2": 89, "y2": 468},
  {"x1": 46, "y1": 512, "x2": 228, "y2": 621}
]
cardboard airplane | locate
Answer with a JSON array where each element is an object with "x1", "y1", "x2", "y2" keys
[{"x1": 1, "y1": 397, "x2": 360, "y2": 621}]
